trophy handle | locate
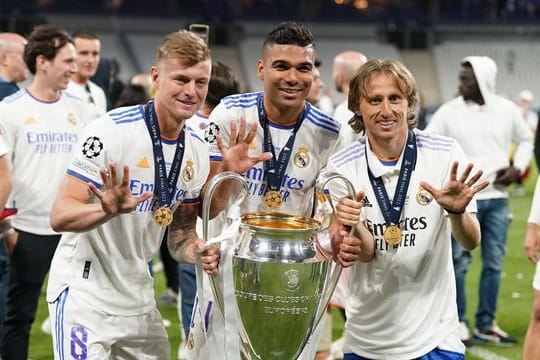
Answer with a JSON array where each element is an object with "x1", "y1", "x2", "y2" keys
[
  {"x1": 312, "y1": 172, "x2": 356, "y2": 333},
  {"x1": 200, "y1": 171, "x2": 249, "y2": 314}
]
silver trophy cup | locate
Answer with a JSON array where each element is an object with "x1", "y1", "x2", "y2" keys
[{"x1": 202, "y1": 171, "x2": 355, "y2": 360}]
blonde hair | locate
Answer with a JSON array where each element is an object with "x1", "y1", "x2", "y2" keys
[
  {"x1": 347, "y1": 59, "x2": 419, "y2": 134},
  {"x1": 156, "y1": 30, "x2": 210, "y2": 67}
]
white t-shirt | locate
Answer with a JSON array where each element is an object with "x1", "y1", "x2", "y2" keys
[
  {"x1": 67, "y1": 80, "x2": 107, "y2": 119},
  {"x1": 333, "y1": 100, "x2": 363, "y2": 146},
  {"x1": 426, "y1": 96, "x2": 533, "y2": 200},
  {"x1": 46, "y1": 105, "x2": 210, "y2": 316},
  {"x1": 0, "y1": 89, "x2": 91, "y2": 234},
  {"x1": 326, "y1": 130, "x2": 472, "y2": 359}
]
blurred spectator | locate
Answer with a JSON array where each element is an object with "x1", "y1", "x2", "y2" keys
[
  {"x1": 0, "y1": 33, "x2": 28, "y2": 99},
  {"x1": 513, "y1": 89, "x2": 537, "y2": 195},
  {"x1": 517, "y1": 89, "x2": 538, "y2": 133},
  {"x1": 0, "y1": 32, "x2": 29, "y2": 351},
  {"x1": 107, "y1": 58, "x2": 125, "y2": 109},
  {"x1": 114, "y1": 83, "x2": 150, "y2": 107},
  {"x1": 67, "y1": 31, "x2": 108, "y2": 118},
  {"x1": 90, "y1": 57, "x2": 111, "y2": 95},
  {"x1": 130, "y1": 73, "x2": 153, "y2": 98},
  {"x1": 332, "y1": 50, "x2": 367, "y2": 145}
]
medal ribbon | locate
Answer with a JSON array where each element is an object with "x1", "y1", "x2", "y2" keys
[
  {"x1": 366, "y1": 130, "x2": 417, "y2": 226},
  {"x1": 257, "y1": 94, "x2": 308, "y2": 194},
  {"x1": 143, "y1": 100, "x2": 186, "y2": 208}
]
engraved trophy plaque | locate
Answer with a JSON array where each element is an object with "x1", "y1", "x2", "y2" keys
[{"x1": 202, "y1": 171, "x2": 356, "y2": 360}]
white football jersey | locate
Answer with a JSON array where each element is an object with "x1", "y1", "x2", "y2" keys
[
  {"x1": 67, "y1": 80, "x2": 107, "y2": 119},
  {"x1": 208, "y1": 92, "x2": 341, "y2": 216},
  {"x1": 187, "y1": 92, "x2": 341, "y2": 360},
  {"x1": 0, "y1": 89, "x2": 91, "y2": 234},
  {"x1": 326, "y1": 130, "x2": 472, "y2": 359},
  {"x1": 46, "y1": 105, "x2": 210, "y2": 316},
  {"x1": 0, "y1": 136, "x2": 7, "y2": 157},
  {"x1": 186, "y1": 112, "x2": 210, "y2": 140}
]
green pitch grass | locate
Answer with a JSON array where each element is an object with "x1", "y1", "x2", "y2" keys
[{"x1": 27, "y1": 170, "x2": 538, "y2": 359}]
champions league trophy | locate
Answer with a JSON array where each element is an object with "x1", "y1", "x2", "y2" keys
[{"x1": 202, "y1": 171, "x2": 355, "y2": 360}]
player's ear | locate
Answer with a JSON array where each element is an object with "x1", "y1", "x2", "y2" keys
[
  {"x1": 257, "y1": 59, "x2": 264, "y2": 81},
  {"x1": 150, "y1": 66, "x2": 159, "y2": 89}
]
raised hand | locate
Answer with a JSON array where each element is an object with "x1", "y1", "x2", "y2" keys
[
  {"x1": 216, "y1": 117, "x2": 272, "y2": 174},
  {"x1": 89, "y1": 163, "x2": 153, "y2": 216},
  {"x1": 420, "y1": 161, "x2": 489, "y2": 214}
]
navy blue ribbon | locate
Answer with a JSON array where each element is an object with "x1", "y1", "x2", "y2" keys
[
  {"x1": 366, "y1": 130, "x2": 417, "y2": 226},
  {"x1": 143, "y1": 100, "x2": 186, "y2": 208},
  {"x1": 257, "y1": 94, "x2": 307, "y2": 194}
]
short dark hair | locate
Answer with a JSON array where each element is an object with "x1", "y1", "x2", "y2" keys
[
  {"x1": 205, "y1": 61, "x2": 239, "y2": 110},
  {"x1": 115, "y1": 84, "x2": 151, "y2": 108},
  {"x1": 24, "y1": 25, "x2": 73, "y2": 75},
  {"x1": 262, "y1": 22, "x2": 314, "y2": 50},
  {"x1": 72, "y1": 31, "x2": 99, "y2": 41}
]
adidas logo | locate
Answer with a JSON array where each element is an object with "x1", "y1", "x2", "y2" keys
[
  {"x1": 361, "y1": 196, "x2": 372, "y2": 208},
  {"x1": 136, "y1": 157, "x2": 150, "y2": 168},
  {"x1": 24, "y1": 117, "x2": 36, "y2": 125}
]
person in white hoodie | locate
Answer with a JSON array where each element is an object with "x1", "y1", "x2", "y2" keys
[{"x1": 426, "y1": 56, "x2": 533, "y2": 346}]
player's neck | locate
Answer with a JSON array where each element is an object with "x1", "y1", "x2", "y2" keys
[
  {"x1": 368, "y1": 134, "x2": 406, "y2": 161},
  {"x1": 263, "y1": 97, "x2": 304, "y2": 126},
  {"x1": 153, "y1": 102, "x2": 184, "y2": 139},
  {"x1": 71, "y1": 74, "x2": 89, "y2": 86},
  {"x1": 27, "y1": 79, "x2": 61, "y2": 102}
]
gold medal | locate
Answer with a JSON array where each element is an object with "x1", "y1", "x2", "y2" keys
[
  {"x1": 293, "y1": 145, "x2": 310, "y2": 168},
  {"x1": 384, "y1": 225, "x2": 402, "y2": 245},
  {"x1": 264, "y1": 190, "x2": 282, "y2": 209},
  {"x1": 154, "y1": 206, "x2": 173, "y2": 227}
]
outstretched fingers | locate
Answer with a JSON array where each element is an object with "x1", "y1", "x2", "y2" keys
[
  {"x1": 121, "y1": 165, "x2": 131, "y2": 188},
  {"x1": 457, "y1": 163, "x2": 474, "y2": 183},
  {"x1": 245, "y1": 118, "x2": 259, "y2": 144},
  {"x1": 228, "y1": 118, "x2": 238, "y2": 147}
]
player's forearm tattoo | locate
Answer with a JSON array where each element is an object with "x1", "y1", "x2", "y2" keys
[{"x1": 168, "y1": 206, "x2": 199, "y2": 263}]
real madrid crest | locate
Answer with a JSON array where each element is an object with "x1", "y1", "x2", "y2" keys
[
  {"x1": 182, "y1": 160, "x2": 194, "y2": 182},
  {"x1": 67, "y1": 113, "x2": 77, "y2": 125},
  {"x1": 416, "y1": 186, "x2": 433, "y2": 206},
  {"x1": 293, "y1": 145, "x2": 310, "y2": 168}
]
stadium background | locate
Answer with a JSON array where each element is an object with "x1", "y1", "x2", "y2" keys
[{"x1": 2, "y1": 1, "x2": 540, "y2": 359}]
